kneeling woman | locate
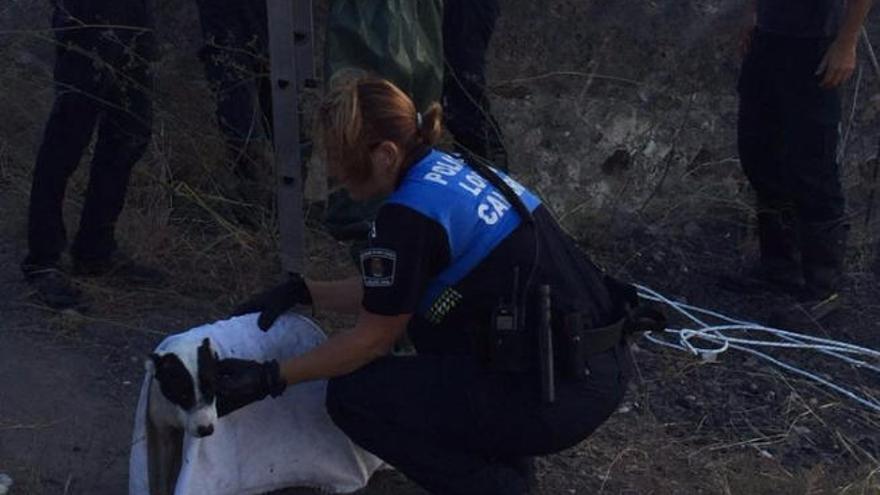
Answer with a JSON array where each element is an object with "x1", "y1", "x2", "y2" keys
[{"x1": 219, "y1": 75, "x2": 638, "y2": 494}]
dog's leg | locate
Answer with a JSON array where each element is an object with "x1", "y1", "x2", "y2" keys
[{"x1": 147, "y1": 381, "x2": 184, "y2": 495}]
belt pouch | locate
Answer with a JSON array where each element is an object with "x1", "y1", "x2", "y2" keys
[{"x1": 560, "y1": 312, "x2": 589, "y2": 381}]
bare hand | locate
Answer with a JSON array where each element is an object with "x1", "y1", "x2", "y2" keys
[
  {"x1": 737, "y1": 2, "x2": 756, "y2": 60},
  {"x1": 816, "y1": 38, "x2": 858, "y2": 89},
  {"x1": 738, "y1": 25, "x2": 755, "y2": 59}
]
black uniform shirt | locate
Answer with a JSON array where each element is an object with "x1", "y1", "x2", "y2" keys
[
  {"x1": 360, "y1": 203, "x2": 450, "y2": 317},
  {"x1": 757, "y1": 0, "x2": 844, "y2": 38},
  {"x1": 360, "y1": 201, "x2": 617, "y2": 357}
]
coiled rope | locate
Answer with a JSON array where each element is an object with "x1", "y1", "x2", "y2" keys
[{"x1": 635, "y1": 284, "x2": 880, "y2": 414}]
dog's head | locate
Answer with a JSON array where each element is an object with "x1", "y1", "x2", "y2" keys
[{"x1": 146, "y1": 337, "x2": 219, "y2": 438}]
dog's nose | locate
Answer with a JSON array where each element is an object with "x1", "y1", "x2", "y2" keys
[{"x1": 196, "y1": 424, "x2": 214, "y2": 437}]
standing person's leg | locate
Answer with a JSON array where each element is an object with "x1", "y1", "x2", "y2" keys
[
  {"x1": 195, "y1": 0, "x2": 268, "y2": 181},
  {"x1": 242, "y1": 0, "x2": 273, "y2": 141},
  {"x1": 782, "y1": 37, "x2": 846, "y2": 304},
  {"x1": 734, "y1": 33, "x2": 802, "y2": 289},
  {"x1": 24, "y1": 59, "x2": 102, "y2": 271},
  {"x1": 326, "y1": 351, "x2": 627, "y2": 494},
  {"x1": 23, "y1": 10, "x2": 103, "y2": 307},
  {"x1": 70, "y1": 26, "x2": 154, "y2": 271},
  {"x1": 787, "y1": 121, "x2": 845, "y2": 300},
  {"x1": 238, "y1": 0, "x2": 275, "y2": 204},
  {"x1": 442, "y1": 0, "x2": 507, "y2": 169}
]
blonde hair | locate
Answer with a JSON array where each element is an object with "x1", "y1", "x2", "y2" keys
[{"x1": 318, "y1": 73, "x2": 443, "y2": 185}]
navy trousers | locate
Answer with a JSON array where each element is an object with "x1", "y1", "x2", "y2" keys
[
  {"x1": 442, "y1": 0, "x2": 506, "y2": 169},
  {"x1": 326, "y1": 344, "x2": 630, "y2": 495},
  {"x1": 24, "y1": 0, "x2": 154, "y2": 270},
  {"x1": 195, "y1": 0, "x2": 273, "y2": 147},
  {"x1": 737, "y1": 30, "x2": 844, "y2": 225},
  {"x1": 737, "y1": 30, "x2": 850, "y2": 292}
]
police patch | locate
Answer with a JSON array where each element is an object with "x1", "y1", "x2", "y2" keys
[{"x1": 360, "y1": 248, "x2": 396, "y2": 287}]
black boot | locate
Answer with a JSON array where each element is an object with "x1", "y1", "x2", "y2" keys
[
  {"x1": 798, "y1": 219, "x2": 848, "y2": 319},
  {"x1": 769, "y1": 219, "x2": 848, "y2": 328},
  {"x1": 719, "y1": 204, "x2": 802, "y2": 293},
  {"x1": 22, "y1": 264, "x2": 82, "y2": 310},
  {"x1": 755, "y1": 206, "x2": 802, "y2": 286},
  {"x1": 800, "y1": 219, "x2": 848, "y2": 297}
]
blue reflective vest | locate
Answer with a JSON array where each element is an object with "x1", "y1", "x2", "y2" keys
[{"x1": 387, "y1": 150, "x2": 542, "y2": 317}]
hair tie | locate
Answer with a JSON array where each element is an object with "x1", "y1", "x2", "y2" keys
[{"x1": 415, "y1": 111, "x2": 424, "y2": 131}]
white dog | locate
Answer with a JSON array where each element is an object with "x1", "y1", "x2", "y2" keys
[{"x1": 145, "y1": 337, "x2": 219, "y2": 495}]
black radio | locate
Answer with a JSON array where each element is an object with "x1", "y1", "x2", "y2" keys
[{"x1": 490, "y1": 267, "x2": 529, "y2": 372}]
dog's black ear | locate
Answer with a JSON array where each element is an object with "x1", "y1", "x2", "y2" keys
[
  {"x1": 198, "y1": 339, "x2": 212, "y2": 360},
  {"x1": 198, "y1": 339, "x2": 217, "y2": 374},
  {"x1": 197, "y1": 338, "x2": 219, "y2": 399}
]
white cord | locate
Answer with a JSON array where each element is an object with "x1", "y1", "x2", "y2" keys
[{"x1": 633, "y1": 284, "x2": 880, "y2": 414}]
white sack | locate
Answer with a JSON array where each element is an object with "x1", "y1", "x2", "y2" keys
[{"x1": 129, "y1": 313, "x2": 383, "y2": 495}]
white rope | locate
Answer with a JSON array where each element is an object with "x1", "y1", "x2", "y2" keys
[{"x1": 633, "y1": 284, "x2": 880, "y2": 414}]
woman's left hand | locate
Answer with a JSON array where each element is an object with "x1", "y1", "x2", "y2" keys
[
  {"x1": 231, "y1": 273, "x2": 313, "y2": 331},
  {"x1": 216, "y1": 358, "x2": 287, "y2": 417}
]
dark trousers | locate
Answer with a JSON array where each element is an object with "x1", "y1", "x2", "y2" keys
[
  {"x1": 737, "y1": 31, "x2": 844, "y2": 224},
  {"x1": 326, "y1": 345, "x2": 630, "y2": 495},
  {"x1": 195, "y1": 0, "x2": 273, "y2": 147},
  {"x1": 24, "y1": 1, "x2": 154, "y2": 270},
  {"x1": 442, "y1": 0, "x2": 506, "y2": 168},
  {"x1": 737, "y1": 31, "x2": 847, "y2": 292}
]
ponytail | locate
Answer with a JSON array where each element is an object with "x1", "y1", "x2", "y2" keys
[
  {"x1": 318, "y1": 74, "x2": 445, "y2": 185},
  {"x1": 418, "y1": 101, "x2": 444, "y2": 148}
]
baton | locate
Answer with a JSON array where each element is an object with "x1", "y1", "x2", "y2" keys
[{"x1": 538, "y1": 284, "x2": 555, "y2": 404}]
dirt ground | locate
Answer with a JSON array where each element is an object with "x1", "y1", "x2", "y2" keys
[
  {"x1": 3, "y1": 176, "x2": 880, "y2": 495},
  {"x1": 2, "y1": 1, "x2": 880, "y2": 494}
]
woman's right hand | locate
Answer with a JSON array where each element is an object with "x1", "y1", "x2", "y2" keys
[
  {"x1": 738, "y1": 24, "x2": 755, "y2": 59},
  {"x1": 231, "y1": 273, "x2": 313, "y2": 331},
  {"x1": 738, "y1": 0, "x2": 757, "y2": 59}
]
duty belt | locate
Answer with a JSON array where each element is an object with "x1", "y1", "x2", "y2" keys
[{"x1": 559, "y1": 305, "x2": 666, "y2": 382}]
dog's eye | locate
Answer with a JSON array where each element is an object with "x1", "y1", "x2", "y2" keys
[{"x1": 156, "y1": 364, "x2": 197, "y2": 410}]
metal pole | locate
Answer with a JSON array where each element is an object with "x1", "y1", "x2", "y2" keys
[{"x1": 265, "y1": 0, "x2": 314, "y2": 274}]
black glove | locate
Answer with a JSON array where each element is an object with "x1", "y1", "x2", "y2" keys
[
  {"x1": 231, "y1": 273, "x2": 313, "y2": 331},
  {"x1": 216, "y1": 358, "x2": 287, "y2": 417}
]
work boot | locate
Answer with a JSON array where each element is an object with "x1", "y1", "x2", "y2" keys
[
  {"x1": 768, "y1": 219, "x2": 848, "y2": 329},
  {"x1": 719, "y1": 206, "x2": 802, "y2": 294},
  {"x1": 800, "y1": 218, "x2": 848, "y2": 298},
  {"x1": 23, "y1": 266, "x2": 81, "y2": 310},
  {"x1": 757, "y1": 206, "x2": 799, "y2": 268},
  {"x1": 768, "y1": 290, "x2": 843, "y2": 330},
  {"x1": 73, "y1": 252, "x2": 166, "y2": 285}
]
